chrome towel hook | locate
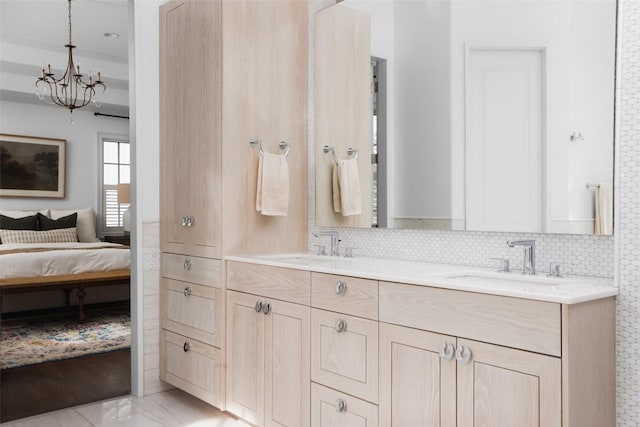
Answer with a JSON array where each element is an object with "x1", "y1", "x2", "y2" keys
[
  {"x1": 323, "y1": 145, "x2": 358, "y2": 165},
  {"x1": 249, "y1": 139, "x2": 290, "y2": 157}
]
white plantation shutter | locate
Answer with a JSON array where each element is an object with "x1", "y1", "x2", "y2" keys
[{"x1": 100, "y1": 136, "x2": 130, "y2": 234}]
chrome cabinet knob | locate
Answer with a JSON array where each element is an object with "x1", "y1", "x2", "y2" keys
[
  {"x1": 439, "y1": 342, "x2": 455, "y2": 361},
  {"x1": 254, "y1": 301, "x2": 263, "y2": 313},
  {"x1": 455, "y1": 345, "x2": 472, "y2": 364},
  {"x1": 335, "y1": 398, "x2": 347, "y2": 413},
  {"x1": 181, "y1": 216, "x2": 188, "y2": 226},
  {"x1": 183, "y1": 257, "x2": 192, "y2": 270},
  {"x1": 183, "y1": 286, "x2": 192, "y2": 296},
  {"x1": 335, "y1": 318, "x2": 347, "y2": 333},
  {"x1": 183, "y1": 342, "x2": 190, "y2": 352},
  {"x1": 262, "y1": 302, "x2": 271, "y2": 315},
  {"x1": 186, "y1": 216, "x2": 194, "y2": 227},
  {"x1": 335, "y1": 280, "x2": 347, "y2": 296}
]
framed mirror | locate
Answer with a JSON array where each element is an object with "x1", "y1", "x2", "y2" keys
[{"x1": 315, "y1": 0, "x2": 616, "y2": 235}]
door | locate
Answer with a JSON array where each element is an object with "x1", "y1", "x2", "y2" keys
[
  {"x1": 465, "y1": 47, "x2": 544, "y2": 232},
  {"x1": 379, "y1": 323, "x2": 456, "y2": 427},
  {"x1": 226, "y1": 290, "x2": 264, "y2": 425},
  {"x1": 189, "y1": 0, "x2": 221, "y2": 259},
  {"x1": 457, "y1": 338, "x2": 561, "y2": 427},
  {"x1": 264, "y1": 299, "x2": 311, "y2": 427},
  {"x1": 160, "y1": 0, "x2": 190, "y2": 254}
]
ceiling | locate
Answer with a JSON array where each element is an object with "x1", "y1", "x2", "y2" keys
[
  {"x1": 1, "y1": 0, "x2": 129, "y2": 63},
  {"x1": 0, "y1": 0, "x2": 130, "y2": 115}
]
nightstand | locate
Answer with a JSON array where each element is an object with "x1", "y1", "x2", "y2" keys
[{"x1": 104, "y1": 234, "x2": 130, "y2": 246}]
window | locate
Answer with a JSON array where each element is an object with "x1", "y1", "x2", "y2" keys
[{"x1": 100, "y1": 135, "x2": 130, "y2": 234}]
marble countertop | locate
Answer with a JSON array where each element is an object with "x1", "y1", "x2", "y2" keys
[{"x1": 226, "y1": 253, "x2": 618, "y2": 304}]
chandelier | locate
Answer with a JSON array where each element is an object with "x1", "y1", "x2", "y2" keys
[{"x1": 35, "y1": 0, "x2": 106, "y2": 112}]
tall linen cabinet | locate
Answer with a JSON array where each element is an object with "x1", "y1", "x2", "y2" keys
[{"x1": 159, "y1": 0, "x2": 308, "y2": 408}]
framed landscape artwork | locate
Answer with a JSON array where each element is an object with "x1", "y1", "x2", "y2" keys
[{"x1": 0, "y1": 134, "x2": 66, "y2": 198}]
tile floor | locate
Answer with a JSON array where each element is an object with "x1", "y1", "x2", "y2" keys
[{"x1": 0, "y1": 389, "x2": 250, "y2": 427}]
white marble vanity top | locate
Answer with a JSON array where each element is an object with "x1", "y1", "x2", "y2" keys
[{"x1": 225, "y1": 253, "x2": 618, "y2": 304}]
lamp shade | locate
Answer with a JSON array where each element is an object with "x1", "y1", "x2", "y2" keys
[{"x1": 117, "y1": 183, "x2": 131, "y2": 204}]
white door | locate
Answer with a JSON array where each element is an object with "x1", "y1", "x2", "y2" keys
[{"x1": 465, "y1": 47, "x2": 544, "y2": 232}]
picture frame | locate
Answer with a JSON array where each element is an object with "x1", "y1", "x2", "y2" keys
[{"x1": 0, "y1": 133, "x2": 66, "y2": 198}]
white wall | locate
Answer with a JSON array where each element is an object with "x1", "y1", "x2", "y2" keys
[
  {"x1": 0, "y1": 100, "x2": 129, "y2": 217},
  {"x1": 394, "y1": 0, "x2": 452, "y2": 222},
  {"x1": 449, "y1": 0, "x2": 616, "y2": 233}
]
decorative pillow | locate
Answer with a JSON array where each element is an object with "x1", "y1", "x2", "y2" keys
[
  {"x1": 0, "y1": 209, "x2": 49, "y2": 219},
  {"x1": 50, "y1": 208, "x2": 99, "y2": 243},
  {"x1": 0, "y1": 228, "x2": 78, "y2": 244},
  {"x1": 0, "y1": 214, "x2": 38, "y2": 231},
  {"x1": 38, "y1": 212, "x2": 78, "y2": 231}
]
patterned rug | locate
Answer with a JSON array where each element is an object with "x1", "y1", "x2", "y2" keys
[{"x1": 0, "y1": 313, "x2": 130, "y2": 370}]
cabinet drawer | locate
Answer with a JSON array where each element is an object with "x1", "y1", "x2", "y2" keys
[
  {"x1": 311, "y1": 273, "x2": 378, "y2": 320},
  {"x1": 227, "y1": 261, "x2": 310, "y2": 305},
  {"x1": 311, "y1": 383, "x2": 378, "y2": 427},
  {"x1": 162, "y1": 253, "x2": 221, "y2": 287},
  {"x1": 379, "y1": 281, "x2": 561, "y2": 356},
  {"x1": 161, "y1": 278, "x2": 222, "y2": 347},
  {"x1": 311, "y1": 308, "x2": 378, "y2": 403},
  {"x1": 160, "y1": 330, "x2": 223, "y2": 408}
]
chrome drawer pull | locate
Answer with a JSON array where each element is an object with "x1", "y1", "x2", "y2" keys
[
  {"x1": 262, "y1": 302, "x2": 271, "y2": 315},
  {"x1": 183, "y1": 286, "x2": 192, "y2": 296},
  {"x1": 335, "y1": 280, "x2": 347, "y2": 296},
  {"x1": 335, "y1": 319, "x2": 347, "y2": 333},
  {"x1": 183, "y1": 257, "x2": 192, "y2": 270},
  {"x1": 335, "y1": 398, "x2": 347, "y2": 413},
  {"x1": 255, "y1": 301, "x2": 263, "y2": 313},
  {"x1": 439, "y1": 342, "x2": 455, "y2": 361},
  {"x1": 455, "y1": 345, "x2": 472, "y2": 364},
  {"x1": 183, "y1": 342, "x2": 190, "y2": 352}
]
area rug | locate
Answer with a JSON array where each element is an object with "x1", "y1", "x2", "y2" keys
[{"x1": 0, "y1": 313, "x2": 130, "y2": 370}]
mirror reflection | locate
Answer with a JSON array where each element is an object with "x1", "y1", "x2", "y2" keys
[{"x1": 315, "y1": 0, "x2": 616, "y2": 235}]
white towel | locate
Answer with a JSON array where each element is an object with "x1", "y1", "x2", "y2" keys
[
  {"x1": 256, "y1": 152, "x2": 289, "y2": 216},
  {"x1": 332, "y1": 164, "x2": 342, "y2": 213},
  {"x1": 594, "y1": 183, "x2": 613, "y2": 235},
  {"x1": 337, "y1": 158, "x2": 362, "y2": 216}
]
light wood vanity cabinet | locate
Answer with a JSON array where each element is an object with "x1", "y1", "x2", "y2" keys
[
  {"x1": 378, "y1": 281, "x2": 615, "y2": 427},
  {"x1": 226, "y1": 262, "x2": 312, "y2": 426},
  {"x1": 159, "y1": 0, "x2": 308, "y2": 410}
]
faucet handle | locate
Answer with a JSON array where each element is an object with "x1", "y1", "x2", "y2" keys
[
  {"x1": 343, "y1": 247, "x2": 357, "y2": 258},
  {"x1": 314, "y1": 244, "x2": 327, "y2": 256},
  {"x1": 547, "y1": 262, "x2": 562, "y2": 278},
  {"x1": 489, "y1": 257, "x2": 511, "y2": 273}
]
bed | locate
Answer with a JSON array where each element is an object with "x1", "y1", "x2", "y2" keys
[{"x1": 0, "y1": 209, "x2": 131, "y2": 321}]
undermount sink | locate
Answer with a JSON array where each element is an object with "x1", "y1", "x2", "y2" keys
[
  {"x1": 440, "y1": 271, "x2": 568, "y2": 287},
  {"x1": 259, "y1": 253, "x2": 337, "y2": 266}
]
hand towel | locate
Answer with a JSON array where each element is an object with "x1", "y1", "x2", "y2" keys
[
  {"x1": 594, "y1": 183, "x2": 613, "y2": 235},
  {"x1": 337, "y1": 158, "x2": 362, "y2": 216},
  {"x1": 332, "y1": 164, "x2": 342, "y2": 213},
  {"x1": 256, "y1": 152, "x2": 289, "y2": 216}
]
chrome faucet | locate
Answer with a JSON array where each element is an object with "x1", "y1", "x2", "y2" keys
[
  {"x1": 507, "y1": 240, "x2": 536, "y2": 275},
  {"x1": 313, "y1": 231, "x2": 341, "y2": 256}
]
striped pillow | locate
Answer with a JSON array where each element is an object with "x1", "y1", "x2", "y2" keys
[{"x1": 0, "y1": 228, "x2": 78, "y2": 244}]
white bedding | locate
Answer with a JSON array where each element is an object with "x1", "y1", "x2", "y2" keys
[{"x1": 0, "y1": 242, "x2": 131, "y2": 280}]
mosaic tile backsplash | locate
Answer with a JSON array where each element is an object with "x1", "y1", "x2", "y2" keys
[{"x1": 307, "y1": 1, "x2": 638, "y2": 425}]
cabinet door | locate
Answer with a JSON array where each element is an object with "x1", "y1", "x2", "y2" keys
[
  {"x1": 379, "y1": 323, "x2": 456, "y2": 427},
  {"x1": 226, "y1": 290, "x2": 264, "y2": 425},
  {"x1": 264, "y1": 299, "x2": 311, "y2": 427},
  {"x1": 457, "y1": 338, "x2": 561, "y2": 427},
  {"x1": 160, "y1": 0, "x2": 190, "y2": 254},
  {"x1": 311, "y1": 309, "x2": 378, "y2": 403},
  {"x1": 189, "y1": 0, "x2": 222, "y2": 259},
  {"x1": 311, "y1": 382, "x2": 378, "y2": 427}
]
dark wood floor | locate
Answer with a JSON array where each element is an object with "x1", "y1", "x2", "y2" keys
[{"x1": 0, "y1": 348, "x2": 131, "y2": 423}]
